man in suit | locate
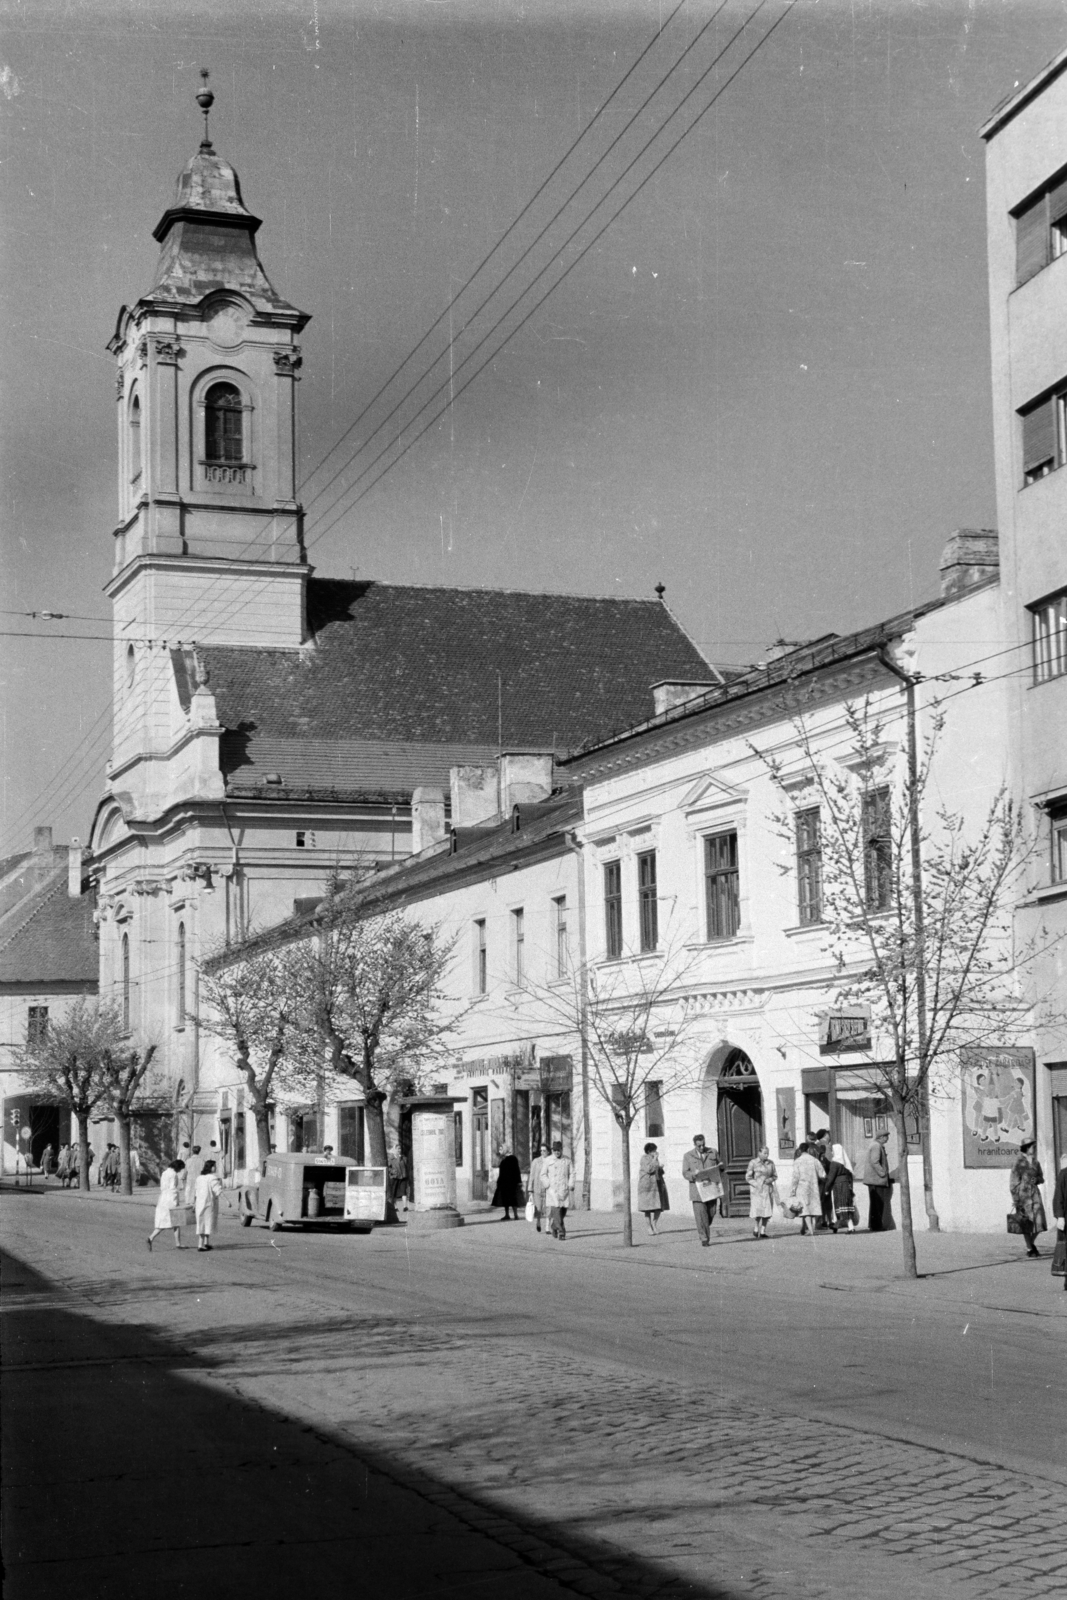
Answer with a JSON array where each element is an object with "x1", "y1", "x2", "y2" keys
[
  {"x1": 861, "y1": 1132, "x2": 893, "y2": 1231},
  {"x1": 682, "y1": 1133, "x2": 724, "y2": 1247}
]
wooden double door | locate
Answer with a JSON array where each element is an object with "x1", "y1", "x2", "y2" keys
[{"x1": 716, "y1": 1054, "x2": 764, "y2": 1215}]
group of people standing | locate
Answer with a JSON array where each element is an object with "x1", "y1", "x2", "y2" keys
[{"x1": 497, "y1": 1141, "x2": 574, "y2": 1238}]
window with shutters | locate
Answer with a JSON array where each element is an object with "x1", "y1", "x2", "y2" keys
[
  {"x1": 1020, "y1": 387, "x2": 1066, "y2": 485},
  {"x1": 862, "y1": 788, "x2": 893, "y2": 912},
  {"x1": 552, "y1": 896, "x2": 569, "y2": 977},
  {"x1": 795, "y1": 807, "x2": 823, "y2": 925},
  {"x1": 603, "y1": 860, "x2": 623, "y2": 959},
  {"x1": 704, "y1": 831, "x2": 740, "y2": 940},
  {"x1": 1014, "y1": 170, "x2": 1067, "y2": 287},
  {"x1": 637, "y1": 850, "x2": 658, "y2": 952},
  {"x1": 1031, "y1": 590, "x2": 1067, "y2": 684},
  {"x1": 1050, "y1": 802, "x2": 1067, "y2": 885}
]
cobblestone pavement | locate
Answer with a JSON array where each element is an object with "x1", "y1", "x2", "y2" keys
[{"x1": 4, "y1": 1193, "x2": 1063, "y2": 1600}]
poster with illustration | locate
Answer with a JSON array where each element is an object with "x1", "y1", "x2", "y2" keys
[{"x1": 960, "y1": 1047, "x2": 1035, "y2": 1167}]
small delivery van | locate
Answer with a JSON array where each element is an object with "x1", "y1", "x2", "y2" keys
[{"x1": 241, "y1": 1152, "x2": 379, "y2": 1233}]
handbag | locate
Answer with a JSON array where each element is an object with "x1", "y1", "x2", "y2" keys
[
  {"x1": 1051, "y1": 1232, "x2": 1066, "y2": 1276},
  {"x1": 1006, "y1": 1211, "x2": 1024, "y2": 1235},
  {"x1": 170, "y1": 1205, "x2": 195, "y2": 1228},
  {"x1": 524, "y1": 1198, "x2": 536, "y2": 1224}
]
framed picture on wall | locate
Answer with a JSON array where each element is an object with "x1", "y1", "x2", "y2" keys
[
  {"x1": 863, "y1": 1117, "x2": 874, "y2": 1139},
  {"x1": 875, "y1": 1114, "x2": 888, "y2": 1135}
]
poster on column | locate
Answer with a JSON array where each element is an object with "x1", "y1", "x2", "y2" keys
[
  {"x1": 412, "y1": 1111, "x2": 457, "y2": 1209},
  {"x1": 775, "y1": 1087, "x2": 796, "y2": 1156},
  {"x1": 960, "y1": 1047, "x2": 1035, "y2": 1167}
]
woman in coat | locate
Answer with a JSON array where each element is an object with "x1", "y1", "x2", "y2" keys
[
  {"x1": 56, "y1": 1144, "x2": 71, "y2": 1187},
  {"x1": 1052, "y1": 1155, "x2": 1067, "y2": 1289},
  {"x1": 194, "y1": 1158, "x2": 224, "y2": 1252},
  {"x1": 147, "y1": 1159, "x2": 187, "y2": 1251},
  {"x1": 789, "y1": 1142, "x2": 826, "y2": 1236},
  {"x1": 491, "y1": 1150, "x2": 523, "y2": 1220},
  {"x1": 744, "y1": 1146, "x2": 777, "y2": 1239},
  {"x1": 1009, "y1": 1139, "x2": 1046, "y2": 1258},
  {"x1": 824, "y1": 1143, "x2": 856, "y2": 1233},
  {"x1": 637, "y1": 1143, "x2": 669, "y2": 1234},
  {"x1": 527, "y1": 1144, "x2": 549, "y2": 1231}
]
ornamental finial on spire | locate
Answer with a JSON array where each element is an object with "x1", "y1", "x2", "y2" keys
[{"x1": 196, "y1": 69, "x2": 215, "y2": 152}]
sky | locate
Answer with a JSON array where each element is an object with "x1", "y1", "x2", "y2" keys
[{"x1": 1, "y1": 0, "x2": 1066, "y2": 856}]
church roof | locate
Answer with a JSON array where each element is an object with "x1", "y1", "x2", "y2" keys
[
  {"x1": 0, "y1": 855, "x2": 98, "y2": 988},
  {"x1": 176, "y1": 578, "x2": 714, "y2": 799}
]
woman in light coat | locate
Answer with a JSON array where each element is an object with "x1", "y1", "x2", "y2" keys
[
  {"x1": 636, "y1": 1143, "x2": 669, "y2": 1234},
  {"x1": 789, "y1": 1143, "x2": 826, "y2": 1236},
  {"x1": 527, "y1": 1144, "x2": 549, "y2": 1231},
  {"x1": 147, "y1": 1159, "x2": 187, "y2": 1251},
  {"x1": 744, "y1": 1146, "x2": 777, "y2": 1239},
  {"x1": 194, "y1": 1159, "x2": 224, "y2": 1252}
]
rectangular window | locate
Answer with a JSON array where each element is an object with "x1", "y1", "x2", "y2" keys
[
  {"x1": 604, "y1": 860, "x2": 623, "y2": 959},
  {"x1": 1032, "y1": 591, "x2": 1067, "y2": 684},
  {"x1": 1052, "y1": 807, "x2": 1067, "y2": 885},
  {"x1": 27, "y1": 1005, "x2": 48, "y2": 1046},
  {"x1": 511, "y1": 907, "x2": 525, "y2": 985},
  {"x1": 453, "y1": 1111, "x2": 464, "y2": 1168},
  {"x1": 1015, "y1": 173, "x2": 1067, "y2": 286},
  {"x1": 637, "y1": 850, "x2": 658, "y2": 952},
  {"x1": 862, "y1": 787, "x2": 893, "y2": 911},
  {"x1": 704, "y1": 831, "x2": 740, "y2": 940},
  {"x1": 1021, "y1": 390, "x2": 1065, "y2": 484},
  {"x1": 645, "y1": 1079, "x2": 665, "y2": 1139},
  {"x1": 553, "y1": 895, "x2": 569, "y2": 977},
  {"x1": 795, "y1": 807, "x2": 823, "y2": 925},
  {"x1": 474, "y1": 918, "x2": 487, "y2": 994}
]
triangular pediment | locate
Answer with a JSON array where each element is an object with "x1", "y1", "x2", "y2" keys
[{"x1": 681, "y1": 774, "x2": 747, "y2": 815}]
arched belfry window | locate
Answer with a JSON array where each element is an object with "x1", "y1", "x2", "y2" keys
[
  {"x1": 204, "y1": 382, "x2": 244, "y2": 464},
  {"x1": 129, "y1": 393, "x2": 142, "y2": 483}
]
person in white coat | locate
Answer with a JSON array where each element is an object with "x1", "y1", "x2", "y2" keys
[
  {"x1": 147, "y1": 1159, "x2": 187, "y2": 1251},
  {"x1": 194, "y1": 1159, "x2": 224, "y2": 1252},
  {"x1": 789, "y1": 1143, "x2": 826, "y2": 1236},
  {"x1": 542, "y1": 1141, "x2": 574, "y2": 1240}
]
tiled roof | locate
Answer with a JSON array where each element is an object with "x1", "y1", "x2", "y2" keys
[
  {"x1": 188, "y1": 580, "x2": 713, "y2": 793},
  {"x1": 220, "y1": 737, "x2": 502, "y2": 794},
  {"x1": 0, "y1": 863, "x2": 98, "y2": 987}
]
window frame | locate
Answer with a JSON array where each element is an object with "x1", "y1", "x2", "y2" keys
[
  {"x1": 204, "y1": 381, "x2": 246, "y2": 465},
  {"x1": 637, "y1": 849, "x2": 658, "y2": 953},
  {"x1": 552, "y1": 895, "x2": 569, "y2": 978},
  {"x1": 603, "y1": 859, "x2": 623, "y2": 960},
  {"x1": 511, "y1": 907, "x2": 525, "y2": 986},
  {"x1": 473, "y1": 918, "x2": 487, "y2": 995},
  {"x1": 1014, "y1": 169, "x2": 1067, "y2": 287},
  {"x1": 1020, "y1": 387, "x2": 1067, "y2": 485},
  {"x1": 862, "y1": 786, "x2": 893, "y2": 912},
  {"x1": 1051, "y1": 805, "x2": 1067, "y2": 886},
  {"x1": 27, "y1": 1005, "x2": 49, "y2": 1047},
  {"x1": 1031, "y1": 590, "x2": 1067, "y2": 684},
  {"x1": 794, "y1": 806, "x2": 823, "y2": 926},
  {"x1": 644, "y1": 1078, "x2": 665, "y2": 1139},
  {"x1": 703, "y1": 829, "x2": 740, "y2": 942}
]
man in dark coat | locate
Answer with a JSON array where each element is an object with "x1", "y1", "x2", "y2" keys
[{"x1": 491, "y1": 1150, "x2": 523, "y2": 1220}]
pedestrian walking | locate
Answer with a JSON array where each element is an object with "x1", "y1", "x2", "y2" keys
[
  {"x1": 105, "y1": 1145, "x2": 121, "y2": 1189},
  {"x1": 56, "y1": 1144, "x2": 71, "y2": 1186},
  {"x1": 744, "y1": 1145, "x2": 777, "y2": 1238},
  {"x1": 543, "y1": 1141, "x2": 574, "y2": 1239},
  {"x1": 40, "y1": 1143, "x2": 54, "y2": 1179},
  {"x1": 387, "y1": 1148, "x2": 408, "y2": 1212},
  {"x1": 183, "y1": 1144, "x2": 203, "y2": 1205},
  {"x1": 789, "y1": 1142, "x2": 826, "y2": 1235},
  {"x1": 527, "y1": 1143, "x2": 549, "y2": 1230},
  {"x1": 824, "y1": 1143, "x2": 857, "y2": 1232},
  {"x1": 1009, "y1": 1139, "x2": 1046, "y2": 1259},
  {"x1": 637, "y1": 1143, "x2": 669, "y2": 1234},
  {"x1": 860, "y1": 1131, "x2": 894, "y2": 1232},
  {"x1": 130, "y1": 1146, "x2": 141, "y2": 1186},
  {"x1": 682, "y1": 1133, "x2": 725, "y2": 1247},
  {"x1": 1051, "y1": 1155, "x2": 1067, "y2": 1290},
  {"x1": 147, "y1": 1160, "x2": 188, "y2": 1251},
  {"x1": 491, "y1": 1149, "x2": 523, "y2": 1220},
  {"x1": 194, "y1": 1159, "x2": 224, "y2": 1252}
]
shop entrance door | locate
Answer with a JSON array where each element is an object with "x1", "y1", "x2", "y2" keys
[
  {"x1": 471, "y1": 1087, "x2": 489, "y2": 1200},
  {"x1": 716, "y1": 1051, "x2": 763, "y2": 1215}
]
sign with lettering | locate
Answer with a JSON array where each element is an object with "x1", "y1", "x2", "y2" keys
[
  {"x1": 961, "y1": 1047, "x2": 1035, "y2": 1168},
  {"x1": 411, "y1": 1109, "x2": 457, "y2": 1209}
]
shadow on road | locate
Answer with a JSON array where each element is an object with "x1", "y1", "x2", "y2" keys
[{"x1": 2, "y1": 1245, "x2": 740, "y2": 1600}]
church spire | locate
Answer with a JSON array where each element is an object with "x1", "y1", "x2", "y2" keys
[{"x1": 196, "y1": 69, "x2": 215, "y2": 153}]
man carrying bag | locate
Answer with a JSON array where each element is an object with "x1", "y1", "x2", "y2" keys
[{"x1": 682, "y1": 1133, "x2": 725, "y2": 1247}]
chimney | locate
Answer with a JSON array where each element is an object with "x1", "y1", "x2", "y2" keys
[
  {"x1": 411, "y1": 787, "x2": 447, "y2": 853},
  {"x1": 651, "y1": 680, "x2": 718, "y2": 715},
  {"x1": 939, "y1": 529, "x2": 999, "y2": 599},
  {"x1": 450, "y1": 764, "x2": 499, "y2": 828},
  {"x1": 68, "y1": 837, "x2": 83, "y2": 898},
  {"x1": 499, "y1": 753, "x2": 553, "y2": 815}
]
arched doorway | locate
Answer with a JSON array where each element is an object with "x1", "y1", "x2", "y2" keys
[{"x1": 715, "y1": 1049, "x2": 763, "y2": 1214}]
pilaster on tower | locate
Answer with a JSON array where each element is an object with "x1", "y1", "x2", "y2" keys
[{"x1": 106, "y1": 74, "x2": 312, "y2": 653}]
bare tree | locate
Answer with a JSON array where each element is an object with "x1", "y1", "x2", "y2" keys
[
  {"x1": 17, "y1": 1000, "x2": 127, "y2": 1191},
  {"x1": 102, "y1": 1040, "x2": 161, "y2": 1194},
  {"x1": 754, "y1": 695, "x2": 1056, "y2": 1279}
]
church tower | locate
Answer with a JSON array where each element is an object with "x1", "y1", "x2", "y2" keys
[{"x1": 106, "y1": 75, "x2": 310, "y2": 693}]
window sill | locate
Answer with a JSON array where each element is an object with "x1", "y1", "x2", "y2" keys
[
  {"x1": 783, "y1": 922, "x2": 827, "y2": 939},
  {"x1": 683, "y1": 934, "x2": 755, "y2": 951},
  {"x1": 1022, "y1": 882, "x2": 1067, "y2": 907}
]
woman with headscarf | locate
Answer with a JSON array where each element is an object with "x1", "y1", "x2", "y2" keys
[
  {"x1": 194, "y1": 1158, "x2": 224, "y2": 1251},
  {"x1": 1009, "y1": 1139, "x2": 1046, "y2": 1259},
  {"x1": 744, "y1": 1145, "x2": 777, "y2": 1239},
  {"x1": 824, "y1": 1143, "x2": 856, "y2": 1233},
  {"x1": 789, "y1": 1142, "x2": 826, "y2": 1236},
  {"x1": 147, "y1": 1159, "x2": 187, "y2": 1251},
  {"x1": 637, "y1": 1143, "x2": 669, "y2": 1234},
  {"x1": 491, "y1": 1150, "x2": 523, "y2": 1220}
]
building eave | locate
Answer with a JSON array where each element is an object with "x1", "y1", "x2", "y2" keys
[{"x1": 980, "y1": 44, "x2": 1067, "y2": 141}]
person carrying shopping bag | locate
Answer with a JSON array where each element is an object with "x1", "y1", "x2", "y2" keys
[{"x1": 147, "y1": 1159, "x2": 188, "y2": 1251}]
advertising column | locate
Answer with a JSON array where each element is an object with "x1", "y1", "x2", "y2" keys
[{"x1": 406, "y1": 1095, "x2": 466, "y2": 1230}]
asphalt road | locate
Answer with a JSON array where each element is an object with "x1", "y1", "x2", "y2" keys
[{"x1": 2, "y1": 1187, "x2": 1064, "y2": 1600}]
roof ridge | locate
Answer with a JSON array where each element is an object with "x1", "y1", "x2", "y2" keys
[{"x1": 311, "y1": 576, "x2": 675, "y2": 607}]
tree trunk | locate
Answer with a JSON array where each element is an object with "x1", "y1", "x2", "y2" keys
[
  {"x1": 253, "y1": 1103, "x2": 272, "y2": 1176},
  {"x1": 364, "y1": 1089, "x2": 388, "y2": 1168},
  {"x1": 619, "y1": 1119, "x2": 633, "y2": 1247},
  {"x1": 117, "y1": 1112, "x2": 133, "y2": 1196},
  {"x1": 76, "y1": 1112, "x2": 91, "y2": 1193},
  {"x1": 893, "y1": 1097, "x2": 919, "y2": 1278}
]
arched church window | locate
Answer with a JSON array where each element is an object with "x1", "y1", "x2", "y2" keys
[
  {"x1": 204, "y1": 382, "x2": 244, "y2": 464},
  {"x1": 122, "y1": 933, "x2": 131, "y2": 1031},
  {"x1": 125, "y1": 644, "x2": 136, "y2": 690},
  {"x1": 129, "y1": 393, "x2": 142, "y2": 483}
]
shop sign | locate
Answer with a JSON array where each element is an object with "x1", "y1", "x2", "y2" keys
[
  {"x1": 818, "y1": 1008, "x2": 871, "y2": 1054},
  {"x1": 961, "y1": 1047, "x2": 1035, "y2": 1167},
  {"x1": 538, "y1": 1055, "x2": 574, "y2": 1092}
]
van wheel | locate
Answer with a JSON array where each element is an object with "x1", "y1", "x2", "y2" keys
[
  {"x1": 268, "y1": 1216, "x2": 282, "y2": 1232},
  {"x1": 240, "y1": 1214, "x2": 253, "y2": 1228}
]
